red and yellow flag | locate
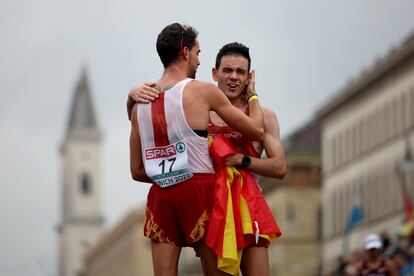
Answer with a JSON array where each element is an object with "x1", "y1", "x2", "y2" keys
[{"x1": 205, "y1": 135, "x2": 281, "y2": 275}]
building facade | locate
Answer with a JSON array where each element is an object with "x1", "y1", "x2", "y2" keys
[
  {"x1": 263, "y1": 120, "x2": 322, "y2": 276},
  {"x1": 267, "y1": 187, "x2": 321, "y2": 275},
  {"x1": 318, "y1": 33, "x2": 414, "y2": 272},
  {"x1": 57, "y1": 70, "x2": 104, "y2": 276},
  {"x1": 84, "y1": 208, "x2": 153, "y2": 276}
]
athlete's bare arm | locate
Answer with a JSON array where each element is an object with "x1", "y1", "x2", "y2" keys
[
  {"x1": 127, "y1": 82, "x2": 159, "y2": 120},
  {"x1": 130, "y1": 104, "x2": 152, "y2": 183},
  {"x1": 195, "y1": 81, "x2": 264, "y2": 141},
  {"x1": 128, "y1": 81, "x2": 264, "y2": 141},
  {"x1": 225, "y1": 108, "x2": 286, "y2": 179}
]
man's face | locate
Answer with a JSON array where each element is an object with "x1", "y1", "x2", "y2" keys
[
  {"x1": 367, "y1": 248, "x2": 380, "y2": 259},
  {"x1": 187, "y1": 40, "x2": 200, "y2": 79},
  {"x1": 212, "y1": 55, "x2": 249, "y2": 99}
]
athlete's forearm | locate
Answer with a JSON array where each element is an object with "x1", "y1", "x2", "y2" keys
[
  {"x1": 248, "y1": 156, "x2": 286, "y2": 179},
  {"x1": 247, "y1": 97, "x2": 264, "y2": 137},
  {"x1": 131, "y1": 169, "x2": 152, "y2": 183},
  {"x1": 244, "y1": 70, "x2": 264, "y2": 137},
  {"x1": 225, "y1": 153, "x2": 286, "y2": 179},
  {"x1": 130, "y1": 141, "x2": 152, "y2": 183},
  {"x1": 209, "y1": 84, "x2": 264, "y2": 141}
]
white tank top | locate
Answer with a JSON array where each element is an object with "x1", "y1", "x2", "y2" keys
[{"x1": 137, "y1": 78, "x2": 214, "y2": 186}]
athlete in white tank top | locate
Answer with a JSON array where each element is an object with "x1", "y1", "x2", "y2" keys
[{"x1": 137, "y1": 78, "x2": 214, "y2": 187}]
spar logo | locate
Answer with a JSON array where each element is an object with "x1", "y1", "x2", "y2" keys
[{"x1": 145, "y1": 145, "x2": 176, "y2": 160}]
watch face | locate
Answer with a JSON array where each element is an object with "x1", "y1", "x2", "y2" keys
[{"x1": 242, "y1": 156, "x2": 251, "y2": 168}]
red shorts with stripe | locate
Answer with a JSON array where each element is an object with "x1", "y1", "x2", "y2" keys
[{"x1": 144, "y1": 173, "x2": 216, "y2": 247}]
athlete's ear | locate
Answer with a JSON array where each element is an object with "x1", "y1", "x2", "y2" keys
[
  {"x1": 212, "y1": 67, "x2": 218, "y2": 81},
  {"x1": 182, "y1": 46, "x2": 190, "y2": 59}
]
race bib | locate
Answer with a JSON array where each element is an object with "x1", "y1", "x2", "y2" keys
[{"x1": 144, "y1": 141, "x2": 193, "y2": 188}]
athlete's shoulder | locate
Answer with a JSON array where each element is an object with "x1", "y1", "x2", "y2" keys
[
  {"x1": 188, "y1": 80, "x2": 218, "y2": 91},
  {"x1": 262, "y1": 107, "x2": 277, "y2": 119},
  {"x1": 262, "y1": 107, "x2": 280, "y2": 131},
  {"x1": 262, "y1": 106, "x2": 274, "y2": 115}
]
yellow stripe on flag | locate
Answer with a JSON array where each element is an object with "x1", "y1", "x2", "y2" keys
[{"x1": 217, "y1": 167, "x2": 241, "y2": 275}]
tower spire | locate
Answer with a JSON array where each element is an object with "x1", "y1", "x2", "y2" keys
[
  {"x1": 58, "y1": 66, "x2": 104, "y2": 276},
  {"x1": 65, "y1": 68, "x2": 101, "y2": 141}
]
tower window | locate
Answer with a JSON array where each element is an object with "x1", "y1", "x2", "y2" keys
[{"x1": 80, "y1": 173, "x2": 92, "y2": 195}]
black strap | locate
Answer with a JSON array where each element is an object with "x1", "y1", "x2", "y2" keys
[{"x1": 193, "y1": 129, "x2": 208, "y2": 138}]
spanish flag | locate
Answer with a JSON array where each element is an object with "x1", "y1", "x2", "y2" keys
[{"x1": 205, "y1": 135, "x2": 281, "y2": 275}]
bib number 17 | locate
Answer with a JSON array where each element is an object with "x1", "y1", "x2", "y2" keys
[{"x1": 158, "y1": 157, "x2": 176, "y2": 174}]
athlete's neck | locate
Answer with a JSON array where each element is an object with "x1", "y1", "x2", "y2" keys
[{"x1": 158, "y1": 63, "x2": 188, "y2": 89}]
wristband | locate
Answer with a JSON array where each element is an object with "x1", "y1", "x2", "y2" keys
[{"x1": 248, "y1": 94, "x2": 258, "y2": 103}]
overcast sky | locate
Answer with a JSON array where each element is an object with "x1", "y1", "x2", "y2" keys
[{"x1": 1, "y1": 0, "x2": 414, "y2": 275}]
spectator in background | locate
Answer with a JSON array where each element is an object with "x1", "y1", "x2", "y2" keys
[
  {"x1": 357, "y1": 233, "x2": 398, "y2": 276},
  {"x1": 393, "y1": 250, "x2": 413, "y2": 276},
  {"x1": 344, "y1": 251, "x2": 365, "y2": 276}
]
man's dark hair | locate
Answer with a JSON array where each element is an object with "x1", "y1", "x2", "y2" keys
[
  {"x1": 215, "y1": 42, "x2": 251, "y2": 71},
  {"x1": 156, "y1": 23, "x2": 198, "y2": 68}
]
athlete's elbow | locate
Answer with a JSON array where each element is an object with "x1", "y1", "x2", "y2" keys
[
  {"x1": 278, "y1": 163, "x2": 287, "y2": 179},
  {"x1": 273, "y1": 162, "x2": 287, "y2": 179},
  {"x1": 131, "y1": 171, "x2": 142, "y2": 181},
  {"x1": 130, "y1": 166, "x2": 147, "y2": 182},
  {"x1": 132, "y1": 172, "x2": 149, "y2": 182}
]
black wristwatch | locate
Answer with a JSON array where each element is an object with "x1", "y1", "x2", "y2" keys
[{"x1": 239, "y1": 155, "x2": 251, "y2": 169}]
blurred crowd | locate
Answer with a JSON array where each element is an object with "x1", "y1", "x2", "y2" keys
[{"x1": 330, "y1": 219, "x2": 414, "y2": 276}]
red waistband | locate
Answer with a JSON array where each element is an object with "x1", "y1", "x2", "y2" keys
[{"x1": 185, "y1": 173, "x2": 216, "y2": 181}]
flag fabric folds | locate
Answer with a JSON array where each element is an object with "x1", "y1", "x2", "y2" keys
[{"x1": 205, "y1": 134, "x2": 281, "y2": 275}]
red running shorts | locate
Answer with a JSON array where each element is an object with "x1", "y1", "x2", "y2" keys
[{"x1": 144, "y1": 173, "x2": 216, "y2": 247}]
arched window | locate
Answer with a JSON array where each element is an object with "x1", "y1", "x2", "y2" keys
[{"x1": 80, "y1": 173, "x2": 92, "y2": 195}]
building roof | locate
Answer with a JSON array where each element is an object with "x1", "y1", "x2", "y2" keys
[
  {"x1": 64, "y1": 68, "x2": 102, "y2": 141},
  {"x1": 283, "y1": 119, "x2": 321, "y2": 156},
  {"x1": 316, "y1": 30, "x2": 414, "y2": 119}
]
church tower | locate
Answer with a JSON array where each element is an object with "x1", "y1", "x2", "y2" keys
[{"x1": 57, "y1": 69, "x2": 104, "y2": 276}]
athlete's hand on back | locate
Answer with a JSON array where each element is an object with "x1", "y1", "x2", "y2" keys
[
  {"x1": 127, "y1": 82, "x2": 158, "y2": 120},
  {"x1": 129, "y1": 82, "x2": 159, "y2": 103}
]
